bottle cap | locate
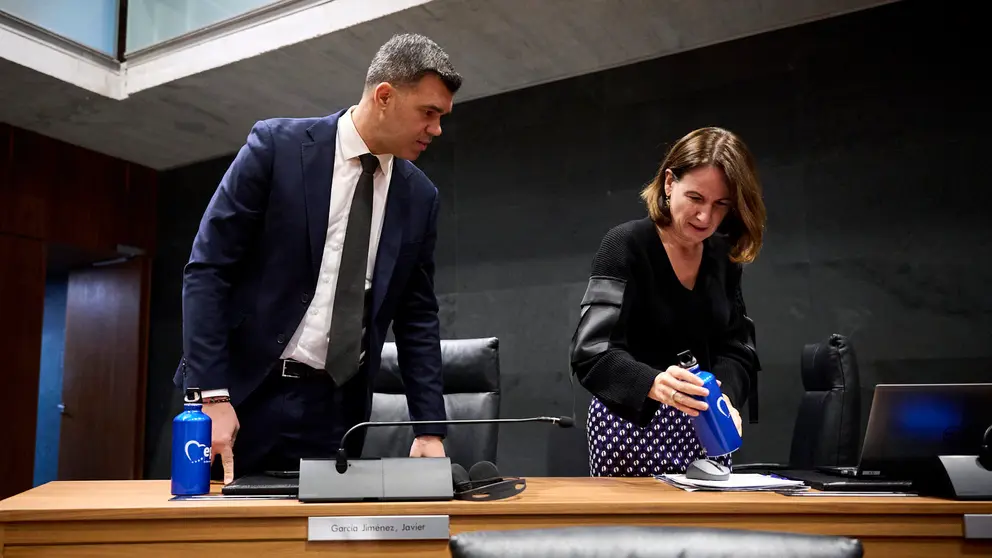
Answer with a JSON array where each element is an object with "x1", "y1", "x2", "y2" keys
[
  {"x1": 184, "y1": 388, "x2": 202, "y2": 404},
  {"x1": 677, "y1": 350, "x2": 698, "y2": 369}
]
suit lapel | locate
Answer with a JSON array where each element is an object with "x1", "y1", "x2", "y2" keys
[
  {"x1": 301, "y1": 113, "x2": 342, "y2": 281},
  {"x1": 372, "y1": 161, "x2": 410, "y2": 319}
]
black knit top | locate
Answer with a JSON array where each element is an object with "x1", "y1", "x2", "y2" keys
[{"x1": 570, "y1": 217, "x2": 760, "y2": 427}]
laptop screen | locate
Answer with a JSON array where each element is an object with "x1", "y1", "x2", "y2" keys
[{"x1": 859, "y1": 383, "x2": 992, "y2": 475}]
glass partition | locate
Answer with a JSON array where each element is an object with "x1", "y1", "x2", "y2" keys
[
  {"x1": 0, "y1": 0, "x2": 120, "y2": 56},
  {"x1": 126, "y1": 0, "x2": 281, "y2": 54}
]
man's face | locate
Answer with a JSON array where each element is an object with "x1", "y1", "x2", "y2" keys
[{"x1": 379, "y1": 73, "x2": 453, "y2": 160}]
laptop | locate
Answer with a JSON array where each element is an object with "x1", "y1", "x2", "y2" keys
[
  {"x1": 783, "y1": 383, "x2": 992, "y2": 491},
  {"x1": 820, "y1": 383, "x2": 992, "y2": 478},
  {"x1": 222, "y1": 470, "x2": 299, "y2": 497}
]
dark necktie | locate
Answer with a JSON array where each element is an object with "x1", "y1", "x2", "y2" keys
[{"x1": 325, "y1": 153, "x2": 379, "y2": 385}]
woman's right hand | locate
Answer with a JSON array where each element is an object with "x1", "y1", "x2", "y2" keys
[{"x1": 649, "y1": 366, "x2": 710, "y2": 416}]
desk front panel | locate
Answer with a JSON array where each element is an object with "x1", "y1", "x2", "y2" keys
[
  {"x1": 1, "y1": 479, "x2": 990, "y2": 557},
  {"x1": 1, "y1": 512, "x2": 989, "y2": 557}
]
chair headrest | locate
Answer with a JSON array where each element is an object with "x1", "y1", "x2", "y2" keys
[
  {"x1": 377, "y1": 337, "x2": 500, "y2": 394},
  {"x1": 801, "y1": 334, "x2": 860, "y2": 392}
]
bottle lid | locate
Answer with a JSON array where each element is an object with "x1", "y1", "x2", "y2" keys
[
  {"x1": 184, "y1": 388, "x2": 202, "y2": 404},
  {"x1": 677, "y1": 350, "x2": 698, "y2": 369}
]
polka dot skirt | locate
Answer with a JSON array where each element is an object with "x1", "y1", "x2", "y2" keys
[{"x1": 587, "y1": 396, "x2": 732, "y2": 477}]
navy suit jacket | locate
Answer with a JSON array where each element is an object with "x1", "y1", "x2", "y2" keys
[{"x1": 174, "y1": 109, "x2": 446, "y2": 441}]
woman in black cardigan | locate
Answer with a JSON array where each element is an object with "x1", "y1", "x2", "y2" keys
[{"x1": 570, "y1": 127, "x2": 766, "y2": 477}]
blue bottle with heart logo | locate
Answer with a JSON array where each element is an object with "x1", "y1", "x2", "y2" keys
[
  {"x1": 171, "y1": 388, "x2": 212, "y2": 495},
  {"x1": 678, "y1": 351, "x2": 742, "y2": 457}
]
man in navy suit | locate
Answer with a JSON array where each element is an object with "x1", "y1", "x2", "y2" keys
[{"x1": 175, "y1": 34, "x2": 461, "y2": 484}]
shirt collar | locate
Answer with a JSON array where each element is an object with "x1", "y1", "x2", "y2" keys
[{"x1": 338, "y1": 106, "x2": 393, "y2": 176}]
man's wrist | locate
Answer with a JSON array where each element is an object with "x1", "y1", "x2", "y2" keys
[{"x1": 201, "y1": 388, "x2": 230, "y2": 404}]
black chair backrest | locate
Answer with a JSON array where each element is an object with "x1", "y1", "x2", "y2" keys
[
  {"x1": 789, "y1": 334, "x2": 862, "y2": 469},
  {"x1": 449, "y1": 526, "x2": 863, "y2": 558},
  {"x1": 363, "y1": 337, "x2": 500, "y2": 469}
]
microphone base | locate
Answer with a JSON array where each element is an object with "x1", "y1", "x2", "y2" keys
[
  {"x1": 913, "y1": 455, "x2": 992, "y2": 500},
  {"x1": 298, "y1": 457, "x2": 454, "y2": 503}
]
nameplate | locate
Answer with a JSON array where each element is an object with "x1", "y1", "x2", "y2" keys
[{"x1": 307, "y1": 515, "x2": 449, "y2": 541}]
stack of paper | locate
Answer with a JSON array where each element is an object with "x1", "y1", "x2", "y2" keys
[{"x1": 656, "y1": 473, "x2": 809, "y2": 493}]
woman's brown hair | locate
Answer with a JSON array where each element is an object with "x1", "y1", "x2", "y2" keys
[{"x1": 640, "y1": 127, "x2": 766, "y2": 263}]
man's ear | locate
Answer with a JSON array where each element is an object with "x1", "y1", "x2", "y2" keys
[{"x1": 372, "y1": 82, "x2": 394, "y2": 109}]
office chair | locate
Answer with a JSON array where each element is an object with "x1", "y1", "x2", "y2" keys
[
  {"x1": 449, "y1": 526, "x2": 863, "y2": 558},
  {"x1": 363, "y1": 337, "x2": 501, "y2": 469},
  {"x1": 735, "y1": 333, "x2": 861, "y2": 472}
]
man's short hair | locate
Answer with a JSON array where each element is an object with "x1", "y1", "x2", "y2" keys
[{"x1": 365, "y1": 33, "x2": 462, "y2": 93}]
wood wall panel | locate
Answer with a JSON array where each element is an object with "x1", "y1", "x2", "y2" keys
[
  {"x1": 119, "y1": 164, "x2": 158, "y2": 254},
  {"x1": 0, "y1": 125, "x2": 157, "y2": 255},
  {"x1": 1, "y1": 126, "x2": 50, "y2": 240},
  {"x1": 0, "y1": 235, "x2": 46, "y2": 501},
  {"x1": 48, "y1": 140, "x2": 127, "y2": 252},
  {"x1": 1, "y1": 122, "x2": 9, "y2": 209}
]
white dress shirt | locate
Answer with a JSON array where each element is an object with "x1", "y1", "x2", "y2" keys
[{"x1": 202, "y1": 107, "x2": 393, "y2": 399}]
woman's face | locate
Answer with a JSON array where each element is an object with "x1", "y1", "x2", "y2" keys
[{"x1": 664, "y1": 165, "x2": 734, "y2": 243}]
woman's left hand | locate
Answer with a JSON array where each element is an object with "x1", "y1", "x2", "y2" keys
[
  {"x1": 717, "y1": 380, "x2": 743, "y2": 437},
  {"x1": 725, "y1": 395, "x2": 742, "y2": 437}
]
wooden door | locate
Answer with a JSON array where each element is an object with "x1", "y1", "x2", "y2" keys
[{"x1": 58, "y1": 257, "x2": 150, "y2": 480}]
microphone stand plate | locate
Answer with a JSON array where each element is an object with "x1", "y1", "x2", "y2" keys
[{"x1": 298, "y1": 457, "x2": 453, "y2": 503}]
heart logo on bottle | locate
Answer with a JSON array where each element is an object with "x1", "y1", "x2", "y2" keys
[
  {"x1": 185, "y1": 440, "x2": 211, "y2": 464},
  {"x1": 717, "y1": 397, "x2": 731, "y2": 419}
]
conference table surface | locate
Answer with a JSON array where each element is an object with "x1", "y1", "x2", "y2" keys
[{"x1": 1, "y1": 477, "x2": 990, "y2": 557}]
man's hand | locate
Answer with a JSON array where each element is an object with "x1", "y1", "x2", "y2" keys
[
  {"x1": 201, "y1": 401, "x2": 240, "y2": 484},
  {"x1": 409, "y1": 435, "x2": 445, "y2": 458}
]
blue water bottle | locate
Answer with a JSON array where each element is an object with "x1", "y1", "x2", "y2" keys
[
  {"x1": 678, "y1": 351, "x2": 742, "y2": 457},
  {"x1": 171, "y1": 387, "x2": 212, "y2": 495}
]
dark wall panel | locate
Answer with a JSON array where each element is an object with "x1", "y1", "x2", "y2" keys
[
  {"x1": 144, "y1": 156, "x2": 235, "y2": 479},
  {"x1": 146, "y1": 0, "x2": 991, "y2": 478}
]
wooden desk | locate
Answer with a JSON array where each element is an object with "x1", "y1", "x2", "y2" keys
[{"x1": 1, "y1": 478, "x2": 990, "y2": 557}]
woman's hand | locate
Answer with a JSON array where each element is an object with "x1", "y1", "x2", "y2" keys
[
  {"x1": 649, "y1": 366, "x2": 710, "y2": 416},
  {"x1": 724, "y1": 394, "x2": 743, "y2": 436},
  {"x1": 716, "y1": 380, "x2": 743, "y2": 437}
]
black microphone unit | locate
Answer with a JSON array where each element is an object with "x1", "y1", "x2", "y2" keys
[
  {"x1": 298, "y1": 415, "x2": 573, "y2": 503},
  {"x1": 921, "y1": 423, "x2": 992, "y2": 500},
  {"x1": 451, "y1": 460, "x2": 527, "y2": 501}
]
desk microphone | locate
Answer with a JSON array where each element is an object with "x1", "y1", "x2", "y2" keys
[{"x1": 335, "y1": 415, "x2": 574, "y2": 473}]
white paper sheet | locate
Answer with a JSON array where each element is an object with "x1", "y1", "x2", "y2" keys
[{"x1": 656, "y1": 473, "x2": 808, "y2": 492}]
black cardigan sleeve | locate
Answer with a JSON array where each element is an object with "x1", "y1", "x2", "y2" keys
[
  {"x1": 709, "y1": 262, "x2": 761, "y2": 420},
  {"x1": 569, "y1": 225, "x2": 661, "y2": 427}
]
